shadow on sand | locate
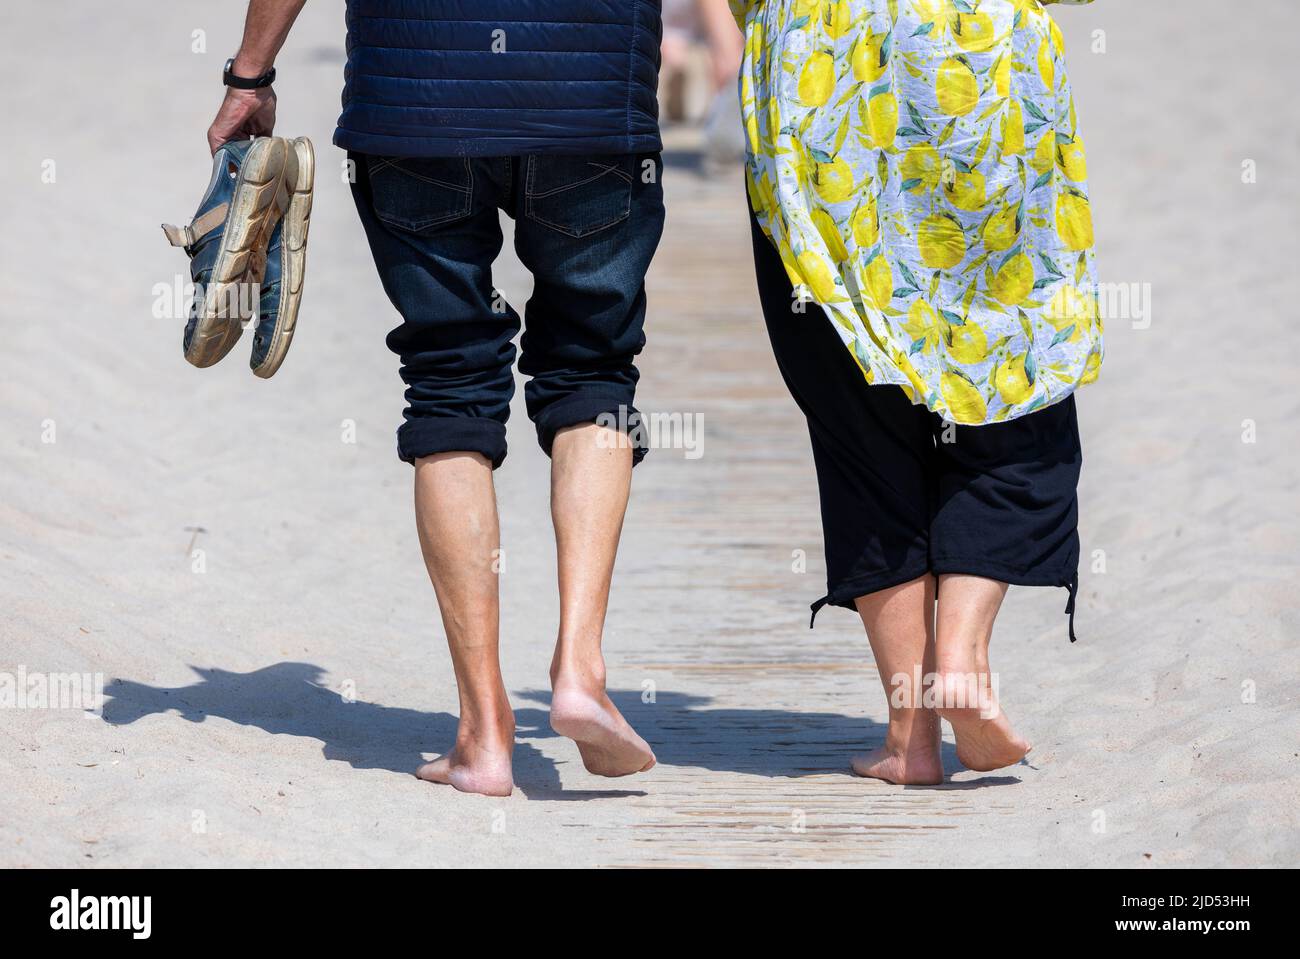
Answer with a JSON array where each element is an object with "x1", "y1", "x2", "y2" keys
[{"x1": 102, "y1": 663, "x2": 1019, "y2": 798}]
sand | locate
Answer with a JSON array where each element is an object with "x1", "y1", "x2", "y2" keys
[{"x1": 1, "y1": 0, "x2": 1296, "y2": 867}]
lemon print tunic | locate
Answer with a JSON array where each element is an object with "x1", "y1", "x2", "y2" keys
[{"x1": 733, "y1": 0, "x2": 1102, "y2": 424}]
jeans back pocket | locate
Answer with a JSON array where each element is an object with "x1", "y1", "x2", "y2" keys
[
  {"x1": 366, "y1": 156, "x2": 474, "y2": 233},
  {"x1": 524, "y1": 155, "x2": 634, "y2": 239}
]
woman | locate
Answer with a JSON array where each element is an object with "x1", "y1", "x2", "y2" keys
[{"x1": 734, "y1": 0, "x2": 1101, "y2": 782}]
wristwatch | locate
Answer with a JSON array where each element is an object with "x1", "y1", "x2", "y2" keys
[{"x1": 223, "y1": 57, "x2": 276, "y2": 90}]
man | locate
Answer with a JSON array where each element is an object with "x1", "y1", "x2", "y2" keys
[{"x1": 207, "y1": 0, "x2": 664, "y2": 796}]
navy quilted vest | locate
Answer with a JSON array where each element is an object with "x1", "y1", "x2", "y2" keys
[{"x1": 334, "y1": 0, "x2": 663, "y2": 157}]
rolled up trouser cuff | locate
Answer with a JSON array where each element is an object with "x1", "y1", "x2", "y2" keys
[
  {"x1": 535, "y1": 394, "x2": 649, "y2": 466},
  {"x1": 397, "y1": 416, "x2": 508, "y2": 469}
]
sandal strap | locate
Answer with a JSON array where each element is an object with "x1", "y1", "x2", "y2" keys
[{"x1": 161, "y1": 202, "x2": 230, "y2": 249}]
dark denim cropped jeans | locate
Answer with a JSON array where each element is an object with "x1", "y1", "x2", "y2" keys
[{"x1": 350, "y1": 151, "x2": 665, "y2": 467}]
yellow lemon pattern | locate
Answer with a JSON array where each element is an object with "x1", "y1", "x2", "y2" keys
[{"x1": 734, "y1": 0, "x2": 1102, "y2": 424}]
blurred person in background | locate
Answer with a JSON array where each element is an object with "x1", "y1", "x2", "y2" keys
[
  {"x1": 660, "y1": 0, "x2": 698, "y2": 122},
  {"x1": 661, "y1": 0, "x2": 747, "y2": 161},
  {"x1": 697, "y1": 0, "x2": 747, "y2": 160}
]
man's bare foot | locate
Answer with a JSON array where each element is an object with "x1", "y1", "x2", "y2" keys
[
  {"x1": 851, "y1": 744, "x2": 944, "y2": 785},
  {"x1": 934, "y1": 672, "x2": 1031, "y2": 772},
  {"x1": 550, "y1": 679, "x2": 655, "y2": 778},
  {"x1": 416, "y1": 727, "x2": 514, "y2": 797}
]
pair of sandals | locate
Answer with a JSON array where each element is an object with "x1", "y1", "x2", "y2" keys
[{"x1": 163, "y1": 136, "x2": 314, "y2": 378}]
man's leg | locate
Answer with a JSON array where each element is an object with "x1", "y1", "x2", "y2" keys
[
  {"x1": 412, "y1": 452, "x2": 515, "y2": 796},
  {"x1": 547, "y1": 423, "x2": 655, "y2": 776},
  {"x1": 511, "y1": 152, "x2": 665, "y2": 776},
  {"x1": 349, "y1": 154, "x2": 520, "y2": 795},
  {"x1": 850, "y1": 575, "x2": 943, "y2": 785}
]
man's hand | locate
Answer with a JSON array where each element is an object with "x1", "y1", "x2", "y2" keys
[
  {"x1": 206, "y1": 0, "x2": 307, "y2": 154},
  {"x1": 207, "y1": 87, "x2": 277, "y2": 155}
]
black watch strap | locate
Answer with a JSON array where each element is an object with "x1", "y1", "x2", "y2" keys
[{"x1": 223, "y1": 58, "x2": 276, "y2": 90}]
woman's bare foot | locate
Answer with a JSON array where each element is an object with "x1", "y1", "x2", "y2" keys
[
  {"x1": 851, "y1": 713, "x2": 944, "y2": 785},
  {"x1": 851, "y1": 744, "x2": 944, "y2": 785},
  {"x1": 416, "y1": 719, "x2": 515, "y2": 797},
  {"x1": 934, "y1": 673, "x2": 1031, "y2": 772},
  {"x1": 550, "y1": 678, "x2": 655, "y2": 778}
]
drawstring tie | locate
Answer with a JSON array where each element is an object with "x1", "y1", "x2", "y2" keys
[
  {"x1": 1064, "y1": 572, "x2": 1079, "y2": 643},
  {"x1": 809, "y1": 595, "x2": 830, "y2": 629}
]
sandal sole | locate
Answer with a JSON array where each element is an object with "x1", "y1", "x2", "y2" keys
[
  {"x1": 184, "y1": 137, "x2": 295, "y2": 369},
  {"x1": 251, "y1": 137, "x2": 314, "y2": 379}
]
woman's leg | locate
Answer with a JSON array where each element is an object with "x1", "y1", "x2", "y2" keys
[
  {"x1": 933, "y1": 574, "x2": 1031, "y2": 771},
  {"x1": 927, "y1": 398, "x2": 1082, "y2": 772},
  {"x1": 748, "y1": 211, "x2": 940, "y2": 782},
  {"x1": 851, "y1": 575, "x2": 943, "y2": 785}
]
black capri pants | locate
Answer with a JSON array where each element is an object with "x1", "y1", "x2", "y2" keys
[{"x1": 749, "y1": 211, "x2": 1083, "y2": 640}]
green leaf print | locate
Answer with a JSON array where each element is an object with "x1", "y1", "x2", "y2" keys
[{"x1": 1050, "y1": 324, "x2": 1077, "y2": 348}]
